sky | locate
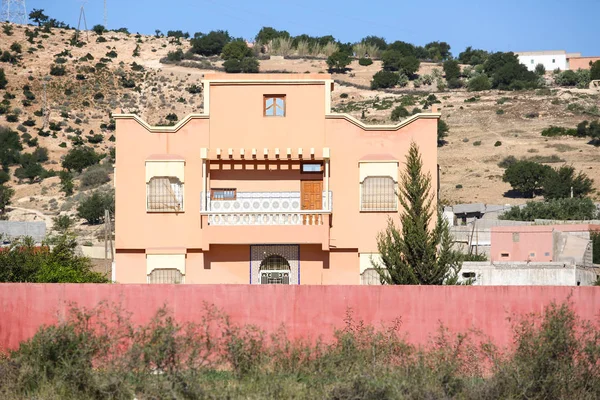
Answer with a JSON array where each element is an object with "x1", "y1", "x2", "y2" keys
[{"x1": 24, "y1": 0, "x2": 600, "y2": 56}]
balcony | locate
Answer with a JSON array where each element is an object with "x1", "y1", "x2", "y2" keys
[{"x1": 200, "y1": 191, "x2": 332, "y2": 249}]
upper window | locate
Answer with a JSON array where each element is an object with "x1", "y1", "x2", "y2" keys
[
  {"x1": 530, "y1": 59, "x2": 534, "y2": 64},
  {"x1": 264, "y1": 95, "x2": 285, "y2": 117},
  {"x1": 360, "y1": 176, "x2": 397, "y2": 211},
  {"x1": 552, "y1": 59, "x2": 555, "y2": 63},
  {"x1": 302, "y1": 163, "x2": 323, "y2": 173},
  {"x1": 211, "y1": 188, "x2": 236, "y2": 200},
  {"x1": 147, "y1": 177, "x2": 184, "y2": 211}
]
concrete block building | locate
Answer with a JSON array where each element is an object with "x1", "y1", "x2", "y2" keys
[{"x1": 113, "y1": 74, "x2": 440, "y2": 284}]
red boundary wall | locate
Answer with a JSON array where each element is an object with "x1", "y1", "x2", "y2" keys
[{"x1": 1, "y1": 284, "x2": 599, "y2": 350}]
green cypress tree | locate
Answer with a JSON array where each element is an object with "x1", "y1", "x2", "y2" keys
[{"x1": 373, "y1": 141, "x2": 463, "y2": 285}]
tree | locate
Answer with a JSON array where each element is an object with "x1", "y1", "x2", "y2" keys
[
  {"x1": 326, "y1": 51, "x2": 351, "y2": 73},
  {"x1": 535, "y1": 63, "x2": 546, "y2": 75},
  {"x1": 28, "y1": 9, "x2": 49, "y2": 26},
  {"x1": 62, "y1": 147, "x2": 100, "y2": 173},
  {"x1": 590, "y1": 60, "x2": 600, "y2": 81},
  {"x1": 0, "y1": 126, "x2": 22, "y2": 171},
  {"x1": 191, "y1": 30, "x2": 231, "y2": 56},
  {"x1": 255, "y1": 27, "x2": 290, "y2": 44},
  {"x1": 500, "y1": 198, "x2": 599, "y2": 221},
  {"x1": 397, "y1": 56, "x2": 420, "y2": 77},
  {"x1": 0, "y1": 68, "x2": 7, "y2": 89},
  {"x1": 381, "y1": 50, "x2": 403, "y2": 71},
  {"x1": 373, "y1": 142, "x2": 463, "y2": 285},
  {"x1": 52, "y1": 215, "x2": 74, "y2": 233},
  {"x1": 371, "y1": 70, "x2": 399, "y2": 89},
  {"x1": 391, "y1": 106, "x2": 409, "y2": 121},
  {"x1": 542, "y1": 165, "x2": 594, "y2": 200},
  {"x1": 221, "y1": 40, "x2": 252, "y2": 60},
  {"x1": 59, "y1": 170, "x2": 74, "y2": 196},
  {"x1": 361, "y1": 36, "x2": 387, "y2": 50},
  {"x1": 458, "y1": 46, "x2": 488, "y2": 65},
  {"x1": 484, "y1": 52, "x2": 538, "y2": 90},
  {"x1": 15, "y1": 153, "x2": 44, "y2": 183},
  {"x1": 502, "y1": 161, "x2": 551, "y2": 198},
  {"x1": 77, "y1": 191, "x2": 114, "y2": 225},
  {"x1": 0, "y1": 183, "x2": 14, "y2": 219},
  {"x1": 223, "y1": 57, "x2": 259, "y2": 73},
  {"x1": 424, "y1": 41, "x2": 452, "y2": 61},
  {"x1": 0, "y1": 170, "x2": 8, "y2": 184},
  {"x1": 438, "y1": 119, "x2": 449, "y2": 146},
  {"x1": 468, "y1": 74, "x2": 491, "y2": 91},
  {"x1": 443, "y1": 60, "x2": 460, "y2": 81},
  {"x1": 555, "y1": 70, "x2": 578, "y2": 86}
]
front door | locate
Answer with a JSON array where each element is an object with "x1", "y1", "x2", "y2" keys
[{"x1": 301, "y1": 180, "x2": 322, "y2": 225}]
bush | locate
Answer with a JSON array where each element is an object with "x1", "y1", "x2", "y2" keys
[
  {"x1": 221, "y1": 40, "x2": 252, "y2": 60},
  {"x1": 0, "y1": 68, "x2": 7, "y2": 89},
  {"x1": 590, "y1": 60, "x2": 600, "y2": 81},
  {"x1": 62, "y1": 147, "x2": 100, "y2": 173},
  {"x1": 52, "y1": 215, "x2": 74, "y2": 233},
  {"x1": 502, "y1": 160, "x2": 551, "y2": 197},
  {"x1": 223, "y1": 57, "x2": 259, "y2": 73},
  {"x1": 92, "y1": 24, "x2": 106, "y2": 35},
  {"x1": 447, "y1": 78, "x2": 463, "y2": 89},
  {"x1": 49, "y1": 65, "x2": 66, "y2": 76},
  {"x1": 438, "y1": 119, "x2": 449, "y2": 145},
  {"x1": 191, "y1": 30, "x2": 231, "y2": 56},
  {"x1": 494, "y1": 141, "x2": 502, "y2": 146},
  {"x1": 59, "y1": 170, "x2": 74, "y2": 196},
  {"x1": 500, "y1": 197, "x2": 599, "y2": 221},
  {"x1": 467, "y1": 74, "x2": 491, "y2": 91},
  {"x1": 326, "y1": 51, "x2": 351, "y2": 73},
  {"x1": 79, "y1": 165, "x2": 110, "y2": 189},
  {"x1": 370, "y1": 70, "x2": 399, "y2": 89},
  {"x1": 484, "y1": 52, "x2": 538, "y2": 90},
  {"x1": 443, "y1": 59, "x2": 460, "y2": 81},
  {"x1": 535, "y1": 63, "x2": 546, "y2": 75},
  {"x1": 498, "y1": 155, "x2": 517, "y2": 168},
  {"x1": 96, "y1": 36, "x2": 107, "y2": 43},
  {"x1": 0, "y1": 170, "x2": 9, "y2": 184},
  {"x1": 186, "y1": 84, "x2": 202, "y2": 94},
  {"x1": 555, "y1": 70, "x2": 578, "y2": 86},
  {"x1": 390, "y1": 106, "x2": 409, "y2": 121},
  {"x1": 166, "y1": 49, "x2": 183, "y2": 62},
  {"x1": 15, "y1": 153, "x2": 44, "y2": 183},
  {"x1": 77, "y1": 190, "x2": 114, "y2": 224},
  {"x1": 358, "y1": 57, "x2": 373, "y2": 66}
]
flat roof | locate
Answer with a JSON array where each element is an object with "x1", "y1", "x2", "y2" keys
[
  {"x1": 514, "y1": 50, "x2": 566, "y2": 56},
  {"x1": 203, "y1": 73, "x2": 332, "y2": 81}
]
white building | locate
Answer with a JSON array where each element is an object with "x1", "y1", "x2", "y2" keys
[{"x1": 514, "y1": 50, "x2": 568, "y2": 72}]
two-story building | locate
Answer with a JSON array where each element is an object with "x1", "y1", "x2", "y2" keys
[{"x1": 114, "y1": 73, "x2": 440, "y2": 284}]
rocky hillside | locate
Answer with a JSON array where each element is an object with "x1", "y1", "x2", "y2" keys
[{"x1": 1, "y1": 23, "x2": 599, "y2": 237}]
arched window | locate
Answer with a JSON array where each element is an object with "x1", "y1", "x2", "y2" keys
[
  {"x1": 360, "y1": 176, "x2": 396, "y2": 211},
  {"x1": 147, "y1": 177, "x2": 183, "y2": 211},
  {"x1": 148, "y1": 268, "x2": 184, "y2": 284},
  {"x1": 260, "y1": 254, "x2": 290, "y2": 284}
]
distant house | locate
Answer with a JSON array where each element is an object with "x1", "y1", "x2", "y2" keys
[{"x1": 514, "y1": 50, "x2": 568, "y2": 72}]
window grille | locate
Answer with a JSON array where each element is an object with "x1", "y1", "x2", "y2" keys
[
  {"x1": 211, "y1": 188, "x2": 236, "y2": 200},
  {"x1": 361, "y1": 269, "x2": 383, "y2": 285},
  {"x1": 264, "y1": 95, "x2": 285, "y2": 117},
  {"x1": 259, "y1": 255, "x2": 290, "y2": 284},
  {"x1": 147, "y1": 177, "x2": 183, "y2": 211},
  {"x1": 361, "y1": 176, "x2": 396, "y2": 211},
  {"x1": 148, "y1": 268, "x2": 184, "y2": 284}
]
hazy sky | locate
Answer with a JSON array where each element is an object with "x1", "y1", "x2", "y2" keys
[{"x1": 26, "y1": 0, "x2": 599, "y2": 56}]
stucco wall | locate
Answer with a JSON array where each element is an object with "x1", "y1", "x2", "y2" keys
[
  {"x1": 568, "y1": 57, "x2": 600, "y2": 70},
  {"x1": 517, "y1": 53, "x2": 567, "y2": 71},
  {"x1": 0, "y1": 284, "x2": 598, "y2": 351}
]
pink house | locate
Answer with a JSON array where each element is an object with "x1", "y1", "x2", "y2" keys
[
  {"x1": 491, "y1": 224, "x2": 599, "y2": 264},
  {"x1": 113, "y1": 74, "x2": 440, "y2": 284}
]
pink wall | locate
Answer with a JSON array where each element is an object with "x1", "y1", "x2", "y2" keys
[{"x1": 0, "y1": 284, "x2": 598, "y2": 351}]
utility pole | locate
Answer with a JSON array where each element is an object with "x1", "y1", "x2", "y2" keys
[
  {"x1": 104, "y1": 209, "x2": 109, "y2": 260},
  {"x1": 103, "y1": 0, "x2": 107, "y2": 28},
  {"x1": 1, "y1": 0, "x2": 27, "y2": 25},
  {"x1": 76, "y1": 3, "x2": 89, "y2": 42}
]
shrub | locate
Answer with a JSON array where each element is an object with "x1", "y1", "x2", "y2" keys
[
  {"x1": 80, "y1": 165, "x2": 110, "y2": 189},
  {"x1": 500, "y1": 197, "x2": 599, "y2": 221},
  {"x1": 105, "y1": 50, "x2": 117, "y2": 58},
  {"x1": 77, "y1": 190, "x2": 114, "y2": 224},
  {"x1": 223, "y1": 57, "x2": 259, "y2": 73},
  {"x1": 96, "y1": 36, "x2": 107, "y2": 43},
  {"x1": 590, "y1": 60, "x2": 600, "y2": 80},
  {"x1": 166, "y1": 49, "x2": 183, "y2": 62},
  {"x1": 496, "y1": 109, "x2": 504, "y2": 115},
  {"x1": 10, "y1": 42, "x2": 21, "y2": 53},
  {"x1": 542, "y1": 165, "x2": 594, "y2": 200},
  {"x1": 33, "y1": 146, "x2": 48, "y2": 162},
  {"x1": 52, "y1": 215, "x2": 74, "y2": 233},
  {"x1": 484, "y1": 52, "x2": 538, "y2": 90},
  {"x1": 371, "y1": 70, "x2": 399, "y2": 89},
  {"x1": 467, "y1": 74, "x2": 491, "y2": 91},
  {"x1": 0, "y1": 170, "x2": 9, "y2": 184},
  {"x1": 326, "y1": 51, "x2": 351, "y2": 73},
  {"x1": 494, "y1": 140, "x2": 502, "y2": 146},
  {"x1": 59, "y1": 170, "x2": 74, "y2": 196},
  {"x1": 555, "y1": 70, "x2": 578, "y2": 86},
  {"x1": 358, "y1": 57, "x2": 373, "y2": 66},
  {"x1": 191, "y1": 30, "x2": 231, "y2": 56},
  {"x1": 62, "y1": 147, "x2": 100, "y2": 173},
  {"x1": 186, "y1": 84, "x2": 202, "y2": 94},
  {"x1": 93, "y1": 92, "x2": 104, "y2": 101},
  {"x1": 447, "y1": 78, "x2": 463, "y2": 89},
  {"x1": 0, "y1": 68, "x2": 7, "y2": 89},
  {"x1": 49, "y1": 65, "x2": 66, "y2": 76},
  {"x1": 340, "y1": 93, "x2": 348, "y2": 99},
  {"x1": 473, "y1": 140, "x2": 482, "y2": 146},
  {"x1": 498, "y1": 155, "x2": 517, "y2": 168},
  {"x1": 221, "y1": 40, "x2": 252, "y2": 60},
  {"x1": 535, "y1": 63, "x2": 546, "y2": 75},
  {"x1": 438, "y1": 119, "x2": 449, "y2": 145},
  {"x1": 92, "y1": 24, "x2": 106, "y2": 35},
  {"x1": 390, "y1": 106, "x2": 409, "y2": 121},
  {"x1": 502, "y1": 160, "x2": 552, "y2": 197},
  {"x1": 6, "y1": 113, "x2": 18, "y2": 122},
  {"x1": 443, "y1": 59, "x2": 460, "y2": 81}
]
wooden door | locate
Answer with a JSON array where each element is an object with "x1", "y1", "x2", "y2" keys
[{"x1": 301, "y1": 180, "x2": 322, "y2": 225}]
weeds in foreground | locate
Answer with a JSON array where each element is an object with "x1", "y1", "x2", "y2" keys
[{"x1": 0, "y1": 300, "x2": 598, "y2": 399}]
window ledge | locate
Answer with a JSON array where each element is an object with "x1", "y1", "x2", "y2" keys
[
  {"x1": 146, "y1": 210, "x2": 185, "y2": 214},
  {"x1": 359, "y1": 209, "x2": 398, "y2": 213}
]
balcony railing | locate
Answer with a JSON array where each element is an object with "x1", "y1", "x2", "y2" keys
[{"x1": 201, "y1": 191, "x2": 332, "y2": 226}]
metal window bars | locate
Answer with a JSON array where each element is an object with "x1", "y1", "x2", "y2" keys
[
  {"x1": 147, "y1": 268, "x2": 184, "y2": 284},
  {"x1": 360, "y1": 176, "x2": 397, "y2": 211},
  {"x1": 147, "y1": 177, "x2": 183, "y2": 211}
]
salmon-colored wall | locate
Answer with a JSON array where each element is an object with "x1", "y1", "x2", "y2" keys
[
  {"x1": 569, "y1": 57, "x2": 600, "y2": 70},
  {"x1": 115, "y1": 74, "x2": 439, "y2": 283},
  {"x1": 491, "y1": 226, "x2": 554, "y2": 262},
  {"x1": 1, "y1": 284, "x2": 598, "y2": 351}
]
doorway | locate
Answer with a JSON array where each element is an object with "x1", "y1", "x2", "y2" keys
[{"x1": 301, "y1": 180, "x2": 323, "y2": 224}]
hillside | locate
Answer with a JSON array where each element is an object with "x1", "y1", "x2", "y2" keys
[{"x1": 1, "y1": 23, "x2": 599, "y2": 237}]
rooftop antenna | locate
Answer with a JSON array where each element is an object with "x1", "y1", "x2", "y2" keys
[
  {"x1": 103, "y1": 0, "x2": 107, "y2": 28},
  {"x1": 1, "y1": 0, "x2": 27, "y2": 24},
  {"x1": 76, "y1": 1, "x2": 89, "y2": 42}
]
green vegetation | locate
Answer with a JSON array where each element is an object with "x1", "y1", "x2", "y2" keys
[
  {"x1": 0, "y1": 183, "x2": 13, "y2": 219},
  {"x1": 221, "y1": 40, "x2": 259, "y2": 73},
  {"x1": 443, "y1": 59, "x2": 460, "y2": 81},
  {"x1": 77, "y1": 190, "x2": 114, "y2": 224},
  {"x1": 500, "y1": 197, "x2": 599, "y2": 221},
  {"x1": 502, "y1": 160, "x2": 551, "y2": 198},
  {"x1": 62, "y1": 147, "x2": 101, "y2": 173},
  {"x1": 370, "y1": 70, "x2": 399, "y2": 89},
  {"x1": 467, "y1": 74, "x2": 491, "y2": 91},
  {"x1": 458, "y1": 46, "x2": 488, "y2": 65},
  {"x1": 0, "y1": 236, "x2": 107, "y2": 283},
  {"x1": 542, "y1": 165, "x2": 594, "y2": 200},
  {"x1": 92, "y1": 24, "x2": 106, "y2": 35},
  {"x1": 373, "y1": 142, "x2": 462, "y2": 285},
  {"x1": 358, "y1": 57, "x2": 373, "y2": 66},
  {"x1": 59, "y1": 170, "x2": 74, "y2": 196},
  {"x1": 0, "y1": 68, "x2": 7, "y2": 89},
  {"x1": 541, "y1": 120, "x2": 600, "y2": 144},
  {"x1": 191, "y1": 30, "x2": 231, "y2": 56},
  {"x1": 326, "y1": 51, "x2": 351, "y2": 73},
  {"x1": 591, "y1": 60, "x2": 600, "y2": 80},
  {"x1": 592, "y1": 231, "x2": 600, "y2": 264},
  {"x1": 390, "y1": 105, "x2": 409, "y2": 121}
]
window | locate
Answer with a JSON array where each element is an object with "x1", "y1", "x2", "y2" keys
[
  {"x1": 147, "y1": 177, "x2": 183, "y2": 211},
  {"x1": 260, "y1": 255, "x2": 290, "y2": 284},
  {"x1": 531, "y1": 59, "x2": 534, "y2": 64},
  {"x1": 552, "y1": 59, "x2": 555, "y2": 63},
  {"x1": 529, "y1": 252, "x2": 536, "y2": 257},
  {"x1": 544, "y1": 252, "x2": 550, "y2": 257},
  {"x1": 264, "y1": 95, "x2": 285, "y2": 117},
  {"x1": 501, "y1": 253, "x2": 509, "y2": 257},
  {"x1": 148, "y1": 268, "x2": 184, "y2": 284},
  {"x1": 361, "y1": 176, "x2": 396, "y2": 211},
  {"x1": 462, "y1": 272, "x2": 476, "y2": 278},
  {"x1": 211, "y1": 188, "x2": 236, "y2": 200},
  {"x1": 302, "y1": 163, "x2": 323, "y2": 173},
  {"x1": 361, "y1": 268, "x2": 383, "y2": 285}
]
